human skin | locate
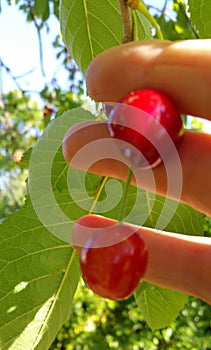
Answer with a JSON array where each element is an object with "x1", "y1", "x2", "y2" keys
[{"x1": 63, "y1": 40, "x2": 211, "y2": 304}]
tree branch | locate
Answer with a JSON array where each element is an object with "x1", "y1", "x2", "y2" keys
[{"x1": 118, "y1": 0, "x2": 133, "y2": 43}]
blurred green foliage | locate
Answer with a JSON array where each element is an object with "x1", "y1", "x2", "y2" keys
[
  {"x1": 156, "y1": 0, "x2": 199, "y2": 40},
  {"x1": 50, "y1": 281, "x2": 211, "y2": 350}
]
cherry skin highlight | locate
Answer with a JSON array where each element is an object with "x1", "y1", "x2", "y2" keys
[
  {"x1": 79, "y1": 219, "x2": 148, "y2": 300},
  {"x1": 108, "y1": 89, "x2": 184, "y2": 168}
]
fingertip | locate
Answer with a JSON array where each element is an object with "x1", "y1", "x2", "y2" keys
[
  {"x1": 86, "y1": 39, "x2": 211, "y2": 119},
  {"x1": 85, "y1": 40, "x2": 171, "y2": 102}
]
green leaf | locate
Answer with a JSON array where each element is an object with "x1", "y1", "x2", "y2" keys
[
  {"x1": 28, "y1": 106, "x2": 98, "y2": 243},
  {"x1": 53, "y1": 0, "x2": 60, "y2": 18},
  {"x1": 33, "y1": 0, "x2": 49, "y2": 20},
  {"x1": 60, "y1": 0, "x2": 122, "y2": 74},
  {"x1": 60, "y1": 0, "x2": 153, "y2": 74},
  {"x1": 135, "y1": 283, "x2": 187, "y2": 330},
  {"x1": 132, "y1": 10, "x2": 153, "y2": 40},
  {"x1": 0, "y1": 198, "x2": 80, "y2": 350},
  {"x1": 141, "y1": 193, "x2": 204, "y2": 236},
  {"x1": 102, "y1": 184, "x2": 204, "y2": 236},
  {"x1": 188, "y1": 0, "x2": 211, "y2": 37},
  {"x1": 20, "y1": 148, "x2": 32, "y2": 168}
]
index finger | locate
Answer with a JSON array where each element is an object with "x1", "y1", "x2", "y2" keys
[{"x1": 86, "y1": 39, "x2": 211, "y2": 120}]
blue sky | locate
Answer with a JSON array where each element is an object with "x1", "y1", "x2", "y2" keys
[
  {"x1": 0, "y1": 0, "x2": 68, "y2": 102},
  {"x1": 0, "y1": 0, "x2": 167, "y2": 99}
]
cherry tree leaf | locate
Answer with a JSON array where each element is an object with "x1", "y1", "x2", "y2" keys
[
  {"x1": 33, "y1": 0, "x2": 50, "y2": 21},
  {"x1": 60, "y1": 0, "x2": 153, "y2": 74},
  {"x1": 188, "y1": 0, "x2": 211, "y2": 37},
  {"x1": 103, "y1": 185, "x2": 204, "y2": 237},
  {"x1": 135, "y1": 283, "x2": 187, "y2": 330},
  {"x1": 135, "y1": 191, "x2": 204, "y2": 235},
  {"x1": 133, "y1": 9, "x2": 153, "y2": 40},
  {"x1": 0, "y1": 197, "x2": 80, "y2": 350},
  {"x1": 0, "y1": 107, "x2": 96, "y2": 349}
]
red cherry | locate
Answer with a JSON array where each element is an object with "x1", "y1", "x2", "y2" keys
[
  {"x1": 43, "y1": 105, "x2": 54, "y2": 118},
  {"x1": 72, "y1": 214, "x2": 116, "y2": 253},
  {"x1": 108, "y1": 89, "x2": 184, "y2": 168},
  {"x1": 77, "y1": 216, "x2": 148, "y2": 300}
]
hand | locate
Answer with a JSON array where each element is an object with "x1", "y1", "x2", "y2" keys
[{"x1": 63, "y1": 40, "x2": 211, "y2": 304}]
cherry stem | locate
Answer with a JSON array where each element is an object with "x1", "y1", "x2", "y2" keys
[
  {"x1": 118, "y1": 167, "x2": 133, "y2": 223},
  {"x1": 88, "y1": 176, "x2": 109, "y2": 214}
]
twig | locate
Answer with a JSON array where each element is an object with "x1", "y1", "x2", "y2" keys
[
  {"x1": 34, "y1": 19, "x2": 46, "y2": 77},
  {"x1": 118, "y1": 0, "x2": 133, "y2": 43},
  {"x1": 14, "y1": 68, "x2": 35, "y2": 79},
  {"x1": 27, "y1": 0, "x2": 46, "y2": 77},
  {"x1": 161, "y1": 0, "x2": 168, "y2": 14},
  {"x1": 148, "y1": 5, "x2": 176, "y2": 22},
  {"x1": 0, "y1": 59, "x2": 23, "y2": 92}
]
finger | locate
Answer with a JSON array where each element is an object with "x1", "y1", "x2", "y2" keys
[
  {"x1": 86, "y1": 39, "x2": 211, "y2": 120},
  {"x1": 75, "y1": 214, "x2": 211, "y2": 305},
  {"x1": 63, "y1": 121, "x2": 211, "y2": 216}
]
